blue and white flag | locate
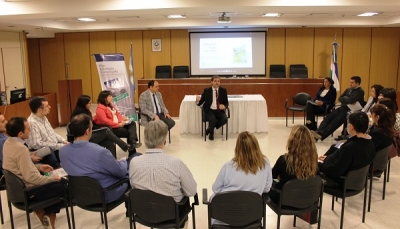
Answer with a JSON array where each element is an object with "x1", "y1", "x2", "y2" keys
[
  {"x1": 93, "y1": 53, "x2": 137, "y2": 121},
  {"x1": 329, "y1": 41, "x2": 340, "y2": 91}
]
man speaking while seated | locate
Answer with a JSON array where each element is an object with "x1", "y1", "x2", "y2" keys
[{"x1": 196, "y1": 76, "x2": 229, "y2": 141}]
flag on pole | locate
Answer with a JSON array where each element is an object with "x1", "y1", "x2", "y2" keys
[
  {"x1": 329, "y1": 39, "x2": 340, "y2": 91},
  {"x1": 129, "y1": 42, "x2": 136, "y2": 95}
]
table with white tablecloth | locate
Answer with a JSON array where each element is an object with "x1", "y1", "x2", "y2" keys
[{"x1": 179, "y1": 94, "x2": 268, "y2": 134}]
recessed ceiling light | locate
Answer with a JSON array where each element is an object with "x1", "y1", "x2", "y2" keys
[
  {"x1": 167, "y1": 15, "x2": 186, "y2": 19},
  {"x1": 357, "y1": 12, "x2": 379, "y2": 17},
  {"x1": 77, "y1": 17, "x2": 96, "y2": 22},
  {"x1": 261, "y1": 13, "x2": 282, "y2": 17}
]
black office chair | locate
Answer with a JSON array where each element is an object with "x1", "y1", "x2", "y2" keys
[
  {"x1": 2, "y1": 169, "x2": 71, "y2": 229},
  {"x1": 266, "y1": 176, "x2": 324, "y2": 229},
  {"x1": 0, "y1": 174, "x2": 6, "y2": 225},
  {"x1": 137, "y1": 108, "x2": 171, "y2": 144},
  {"x1": 156, "y1": 65, "x2": 172, "y2": 78},
  {"x1": 323, "y1": 165, "x2": 370, "y2": 229},
  {"x1": 202, "y1": 189, "x2": 267, "y2": 229},
  {"x1": 201, "y1": 106, "x2": 230, "y2": 141},
  {"x1": 68, "y1": 176, "x2": 128, "y2": 229},
  {"x1": 284, "y1": 92, "x2": 311, "y2": 127},
  {"x1": 127, "y1": 189, "x2": 199, "y2": 229},
  {"x1": 270, "y1": 64, "x2": 286, "y2": 78},
  {"x1": 173, "y1": 66, "x2": 190, "y2": 78},
  {"x1": 367, "y1": 145, "x2": 391, "y2": 212}
]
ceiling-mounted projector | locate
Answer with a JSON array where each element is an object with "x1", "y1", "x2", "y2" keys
[{"x1": 218, "y1": 12, "x2": 231, "y2": 23}]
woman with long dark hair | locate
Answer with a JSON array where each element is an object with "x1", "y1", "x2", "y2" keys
[
  {"x1": 305, "y1": 77, "x2": 336, "y2": 130},
  {"x1": 71, "y1": 95, "x2": 136, "y2": 157},
  {"x1": 94, "y1": 91, "x2": 141, "y2": 155}
]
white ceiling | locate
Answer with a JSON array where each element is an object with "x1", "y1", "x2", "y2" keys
[{"x1": 1, "y1": 0, "x2": 400, "y2": 38}]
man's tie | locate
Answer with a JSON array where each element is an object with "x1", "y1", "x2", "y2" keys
[
  {"x1": 153, "y1": 94, "x2": 160, "y2": 115},
  {"x1": 215, "y1": 89, "x2": 220, "y2": 111}
]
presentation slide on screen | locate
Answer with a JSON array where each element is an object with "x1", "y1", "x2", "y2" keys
[
  {"x1": 190, "y1": 32, "x2": 266, "y2": 75},
  {"x1": 199, "y1": 37, "x2": 253, "y2": 69}
]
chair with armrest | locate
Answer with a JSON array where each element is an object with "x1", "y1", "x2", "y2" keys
[
  {"x1": 127, "y1": 189, "x2": 199, "y2": 229},
  {"x1": 202, "y1": 188, "x2": 267, "y2": 229},
  {"x1": 156, "y1": 65, "x2": 172, "y2": 78},
  {"x1": 173, "y1": 66, "x2": 190, "y2": 78},
  {"x1": 367, "y1": 145, "x2": 391, "y2": 212},
  {"x1": 201, "y1": 106, "x2": 230, "y2": 141},
  {"x1": 322, "y1": 164, "x2": 370, "y2": 229},
  {"x1": 284, "y1": 92, "x2": 311, "y2": 127},
  {"x1": 136, "y1": 108, "x2": 171, "y2": 144},
  {"x1": 270, "y1": 64, "x2": 286, "y2": 78},
  {"x1": 2, "y1": 169, "x2": 71, "y2": 229},
  {"x1": 266, "y1": 176, "x2": 324, "y2": 229},
  {"x1": 68, "y1": 175, "x2": 128, "y2": 229}
]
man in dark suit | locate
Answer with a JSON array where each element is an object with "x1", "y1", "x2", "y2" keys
[{"x1": 196, "y1": 76, "x2": 229, "y2": 140}]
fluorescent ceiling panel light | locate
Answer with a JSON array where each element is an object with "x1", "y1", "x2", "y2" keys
[
  {"x1": 167, "y1": 15, "x2": 186, "y2": 19},
  {"x1": 78, "y1": 18, "x2": 96, "y2": 22},
  {"x1": 261, "y1": 13, "x2": 281, "y2": 17},
  {"x1": 357, "y1": 12, "x2": 379, "y2": 17}
]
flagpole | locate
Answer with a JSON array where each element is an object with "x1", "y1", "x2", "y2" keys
[{"x1": 330, "y1": 35, "x2": 340, "y2": 91}]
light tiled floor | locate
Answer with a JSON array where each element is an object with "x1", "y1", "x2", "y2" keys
[{"x1": 1, "y1": 117, "x2": 400, "y2": 229}]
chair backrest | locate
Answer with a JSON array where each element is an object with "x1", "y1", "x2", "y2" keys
[
  {"x1": 129, "y1": 189, "x2": 176, "y2": 223},
  {"x1": 293, "y1": 92, "x2": 311, "y2": 106},
  {"x1": 290, "y1": 66, "x2": 308, "y2": 78},
  {"x1": 155, "y1": 65, "x2": 172, "y2": 78},
  {"x1": 173, "y1": 66, "x2": 189, "y2": 78},
  {"x1": 270, "y1": 64, "x2": 286, "y2": 78},
  {"x1": 373, "y1": 145, "x2": 391, "y2": 171},
  {"x1": 281, "y1": 176, "x2": 323, "y2": 208},
  {"x1": 68, "y1": 176, "x2": 104, "y2": 206},
  {"x1": 210, "y1": 191, "x2": 263, "y2": 227},
  {"x1": 344, "y1": 165, "x2": 370, "y2": 191},
  {"x1": 2, "y1": 169, "x2": 26, "y2": 204},
  {"x1": 66, "y1": 122, "x2": 74, "y2": 142}
]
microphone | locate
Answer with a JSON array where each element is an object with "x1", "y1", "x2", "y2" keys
[{"x1": 66, "y1": 63, "x2": 70, "y2": 80}]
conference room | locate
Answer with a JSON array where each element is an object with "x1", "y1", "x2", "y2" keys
[{"x1": 1, "y1": 1, "x2": 400, "y2": 228}]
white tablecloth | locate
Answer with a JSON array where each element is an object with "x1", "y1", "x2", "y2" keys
[{"x1": 179, "y1": 94, "x2": 268, "y2": 134}]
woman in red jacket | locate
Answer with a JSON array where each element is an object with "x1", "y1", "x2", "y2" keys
[{"x1": 94, "y1": 91, "x2": 141, "y2": 151}]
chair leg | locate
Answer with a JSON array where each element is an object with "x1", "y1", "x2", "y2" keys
[
  {"x1": 70, "y1": 204, "x2": 76, "y2": 229},
  {"x1": 362, "y1": 181, "x2": 367, "y2": 223},
  {"x1": 0, "y1": 192, "x2": 3, "y2": 224},
  {"x1": 104, "y1": 212, "x2": 108, "y2": 229},
  {"x1": 226, "y1": 122, "x2": 228, "y2": 140},
  {"x1": 25, "y1": 210, "x2": 31, "y2": 229},
  {"x1": 192, "y1": 204, "x2": 196, "y2": 229},
  {"x1": 292, "y1": 111, "x2": 294, "y2": 124},
  {"x1": 331, "y1": 195, "x2": 334, "y2": 210},
  {"x1": 387, "y1": 159, "x2": 391, "y2": 182},
  {"x1": 100, "y1": 212, "x2": 104, "y2": 224},
  {"x1": 64, "y1": 198, "x2": 72, "y2": 229},
  {"x1": 168, "y1": 130, "x2": 171, "y2": 143},
  {"x1": 221, "y1": 125, "x2": 224, "y2": 136},
  {"x1": 277, "y1": 214, "x2": 281, "y2": 229},
  {"x1": 368, "y1": 174, "x2": 373, "y2": 212},
  {"x1": 383, "y1": 166, "x2": 387, "y2": 200},
  {"x1": 293, "y1": 215, "x2": 296, "y2": 227},
  {"x1": 286, "y1": 109, "x2": 288, "y2": 127},
  {"x1": 8, "y1": 201, "x2": 14, "y2": 229},
  {"x1": 340, "y1": 197, "x2": 345, "y2": 229},
  {"x1": 138, "y1": 123, "x2": 141, "y2": 143}
]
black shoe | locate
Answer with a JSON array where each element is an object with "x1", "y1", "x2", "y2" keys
[
  {"x1": 126, "y1": 144, "x2": 135, "y2": 152},
  {"x1": 205, "y1": 128, "x2": 211, "y2": 136},
  {"x1": 134, "y1": 142, "x2": 142, "y2": 148},
  {"x1": 209, "y1": 134, "x2": 214, "y2": 141},
  {"x1": 334, "y1": 135, "x2": 344, "y2": 141}
]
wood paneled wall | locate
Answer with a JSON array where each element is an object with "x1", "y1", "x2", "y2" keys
[{"x1": 27, "y1": 28, "x2": 400, "y2": 109}]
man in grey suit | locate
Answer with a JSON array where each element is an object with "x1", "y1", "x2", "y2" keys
[{"x1": 139, "y1": 80, "x2": 175, "y2": 130}]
